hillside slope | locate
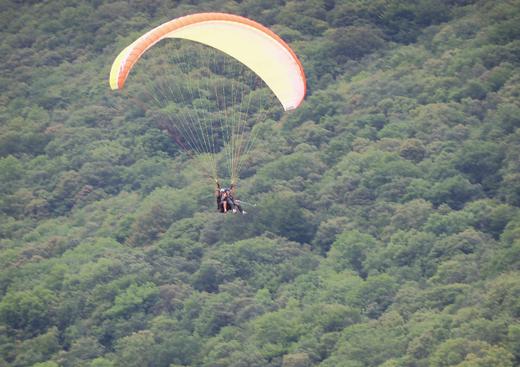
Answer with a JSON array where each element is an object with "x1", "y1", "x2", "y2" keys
[{"x1": 1, "y1": 1, "x2": 519, "y2": 366}]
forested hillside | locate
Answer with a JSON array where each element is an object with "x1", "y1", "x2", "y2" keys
[{"x1": 1, "y1": 0, "x2": 520, "y2": 366}]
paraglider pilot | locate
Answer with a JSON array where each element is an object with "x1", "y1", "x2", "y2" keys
[{"x1": 215, "y1": 180, "x2": 245, "y2": 214}]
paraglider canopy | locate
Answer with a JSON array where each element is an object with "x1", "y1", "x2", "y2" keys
[
  {"x1": 109, "y1": 12, "x2": 306, "y2": 184},
  {"x1": 109, "y1": 12, "x2": 306, "y2": 111}
]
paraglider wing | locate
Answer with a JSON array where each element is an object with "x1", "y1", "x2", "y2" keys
[{"x1": 109, "y1": 12, "x2": 306, "y2": 111}]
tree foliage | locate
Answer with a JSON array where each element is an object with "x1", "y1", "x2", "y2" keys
[{"x1": 1, "y1": 0, "x2": 520, "y2": 366}]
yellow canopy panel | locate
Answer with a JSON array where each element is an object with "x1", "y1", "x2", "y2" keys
[{"x1": 109, "y1": 12, "x2": 306, "y2": 111}]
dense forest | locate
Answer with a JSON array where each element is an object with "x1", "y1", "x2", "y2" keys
[{"x1": 1, "y1": 0, "x2": 520, "y2": 366}]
